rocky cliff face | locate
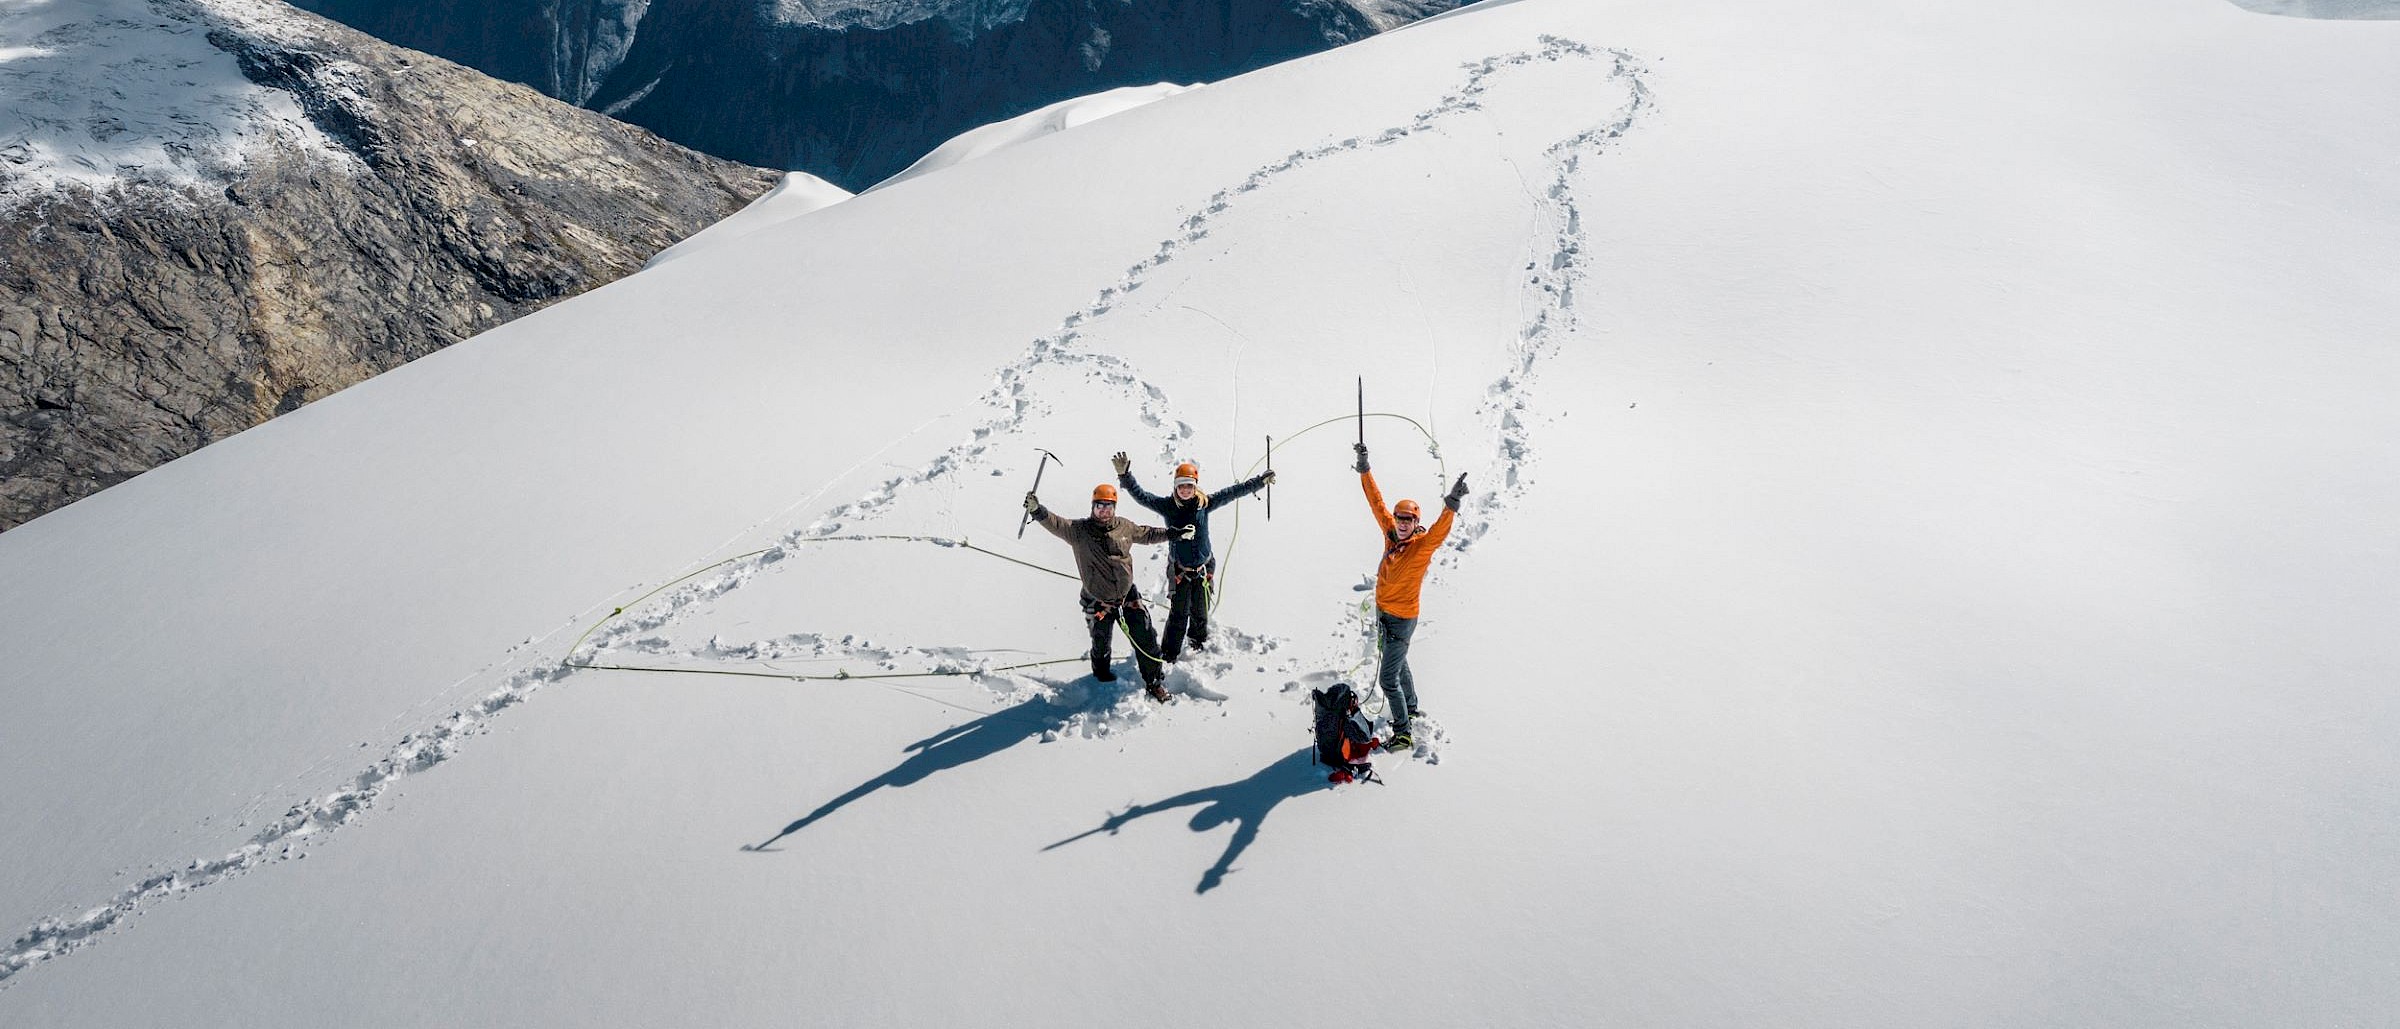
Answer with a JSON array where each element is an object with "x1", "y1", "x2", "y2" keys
[
  {"x1": 0, "y1": 0, "x2": 778, "y2": 530},
  {"x1": 291, "y1": 0, "x2": 1469, "y2": 189}
]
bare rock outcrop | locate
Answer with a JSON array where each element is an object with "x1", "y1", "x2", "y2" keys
[{"x1": 0, "y1": 0, "x2": 778, "y2": 530}]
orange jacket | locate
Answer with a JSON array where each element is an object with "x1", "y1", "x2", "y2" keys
[{"x1": 1362, "y1": 470, "x2": 1452, "y2": 619}]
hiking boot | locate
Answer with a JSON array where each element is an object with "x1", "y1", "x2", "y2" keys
[
  {"x1": 1382, "y1": 731, "x2": 1413, "y2": 752},
  {"x1": 1145, "y1": 681, "x2": 1172, "y2": 703},
  {"x1": 1094, "y1": 668, "x2": 1117, "y2": 683}
]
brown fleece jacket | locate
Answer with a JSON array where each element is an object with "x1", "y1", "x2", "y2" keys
[{"x1": 1035, "y1": 508, "x2": 1176, "y2": 602}]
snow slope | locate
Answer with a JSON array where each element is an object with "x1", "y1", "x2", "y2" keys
[
  {"x1": 5, "y1": 0, "x2": 2399, "y2": 1024},
  {"x1": 649, "y1": 83, "x2": 1187, "y2": 266},
  {"x1": 643, "y1": 170, "x2": 853, "y2": 266},
  {"x1": 869, "y1": 81, "x2": 1197, "y2": 192}
]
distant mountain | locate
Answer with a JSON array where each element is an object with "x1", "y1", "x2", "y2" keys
[
  {"x1": 288, "y1": 0, "x2": 1467, "y2": 188},
  {"x1": 0, "y1": 0, "x2": 778, "y2": 530}
]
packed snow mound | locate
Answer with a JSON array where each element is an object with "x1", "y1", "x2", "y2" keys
[
  {"x1": 644, "y1": 171, "x2": 853, "y2": 266},
  {"x1": 0, "y1": 0, "x2": 345, "y2": 203},
  {"x1": 869, "y1": 82, "x2": 1196, "y2": 192}
]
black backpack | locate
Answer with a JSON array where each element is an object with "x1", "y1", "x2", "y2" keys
[{"x1": 1311, "y1": 683, "x2": 1380, "y2": 784}]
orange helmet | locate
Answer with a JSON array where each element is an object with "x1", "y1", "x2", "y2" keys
[
  {"x1": 1092, "y1": 483, "x2": 1119, "y2": 503},
  {"x1": 1173, "y1": 462, "x2": 1199, "y2": 486},
  {"x1": 1393, "y1": 499, "x2": 1421, "y2": 520}
]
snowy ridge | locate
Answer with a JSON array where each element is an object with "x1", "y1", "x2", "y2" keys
[
  {"x1": 0, "y1": 32, "x2": 1647, "y2": 983},
  {"x1": 870, "y1": 82, "x2": 1197, "y2": 192},
  {"x1": 644, "y1": 170, "x2": 855, "y2": 266}
]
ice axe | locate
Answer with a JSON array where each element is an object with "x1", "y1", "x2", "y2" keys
[
  {"x1": 1356, "y1": 376, "x2": 1365, "y2": 452},
  {"x1": 1264, "y1": 435, "x2": 1273, "y2": 520},
  {"x1": 1017, "y1": 448, "x2": 1062, "y2": 539}
]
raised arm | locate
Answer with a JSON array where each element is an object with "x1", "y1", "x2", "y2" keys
[
  {"x1": 1423, "y1": 473, "x2": 1466, "y2": 547},
  {"x1": 1210, "y1": 472, "x2": 1270, "y2": 505},
  {"x1": 1131, "y1": 521, "x2": 1178, "y2": 546},
  {"x1": 1117, "y1": 470, "x2": 1173, "y2": 516},
  {"x1": 1035, "y1": 505, "x2": 1075, "y2": 541},
  {"x1": 1422, "y1": 506, "x2": 1456, "y2": 548},
  {"x1": 1360, "y1": 470, "x2": 1396, "y2": 538}
]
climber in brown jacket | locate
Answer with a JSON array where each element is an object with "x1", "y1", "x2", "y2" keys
[
  {"x1": 1355, "y1": 441, "x2": 1469, "y2": 751},
  {"x1": 1025, "y1": 483, "x2": 1183, "y2": 701}
]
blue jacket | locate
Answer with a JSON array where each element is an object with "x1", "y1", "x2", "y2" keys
[{"x1": 1117, "y1": 471, "x2": 1269, "y2": 568}]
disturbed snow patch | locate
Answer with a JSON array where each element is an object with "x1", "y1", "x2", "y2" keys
[{"x1": 0, "y1": 661, "x2": 564, "y2": 983}]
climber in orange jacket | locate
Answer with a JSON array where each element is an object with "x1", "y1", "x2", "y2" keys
[{"x1": 1355, "y1": 441, "x2": 1468, "y2": 752}]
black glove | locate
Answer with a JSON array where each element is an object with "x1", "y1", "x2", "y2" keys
[
  {"x1": 1023, "y1": 491, "x2": 1042, "y2": 516},
  {"x1": 1110, "y1": 451, "x2": 1131, "y2": 476},
  {"x1": 1353, "y1": 443, "x2": 1370, "y2": 473},
  {"x1": 1444, "y1": 473, "x2": 1469, "y2": 511}
]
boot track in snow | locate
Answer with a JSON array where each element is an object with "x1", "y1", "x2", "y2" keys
[{"x1": 2, "y1": 36, "x2": 1648, "y2": 986}]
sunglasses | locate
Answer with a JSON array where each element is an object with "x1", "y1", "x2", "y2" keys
[
  {"x1": 1092, "y1": 500, "x2": 1116, "y2": 508},
  {"x1": 1394, "y1": 514, "x2": 1417, "y2": 523}
]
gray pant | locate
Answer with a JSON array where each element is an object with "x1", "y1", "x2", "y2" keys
[{"x1": 1376, "y1": 611, "x2": 1419, "y2": 729}]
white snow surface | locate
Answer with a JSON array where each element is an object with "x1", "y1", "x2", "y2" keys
[
  {"x1": 868, "y1": 81, "x2": 1197, "y2": 192},
  {"x1": 4, "y1": 0, "x2": 2399, "y2": 1024},
  {"x1": 642, "y1": 169, "x2": 854, "y2": 267},
  {"x1": 0, "y1": 0, "x2": 345, "y2": 204}
]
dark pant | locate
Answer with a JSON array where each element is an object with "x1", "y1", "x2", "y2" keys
[
  {"x1": 1376, "y1": 611, "x2": 1419, "y2": 729},
  {"x1": 1084, "y1": 588, "x2": 1166, "y2": 686},
  {"x1": 1160, "y1": 560, "x2": 1214, "y2": 661}
]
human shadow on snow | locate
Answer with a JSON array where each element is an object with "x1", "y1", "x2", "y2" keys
[
  {"x1": 1044, "y1": 748, "x2": 1334, "y2": 894},
  {"x1": 743, "y1": 693, "x2": 1084, "y2": 852}
]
